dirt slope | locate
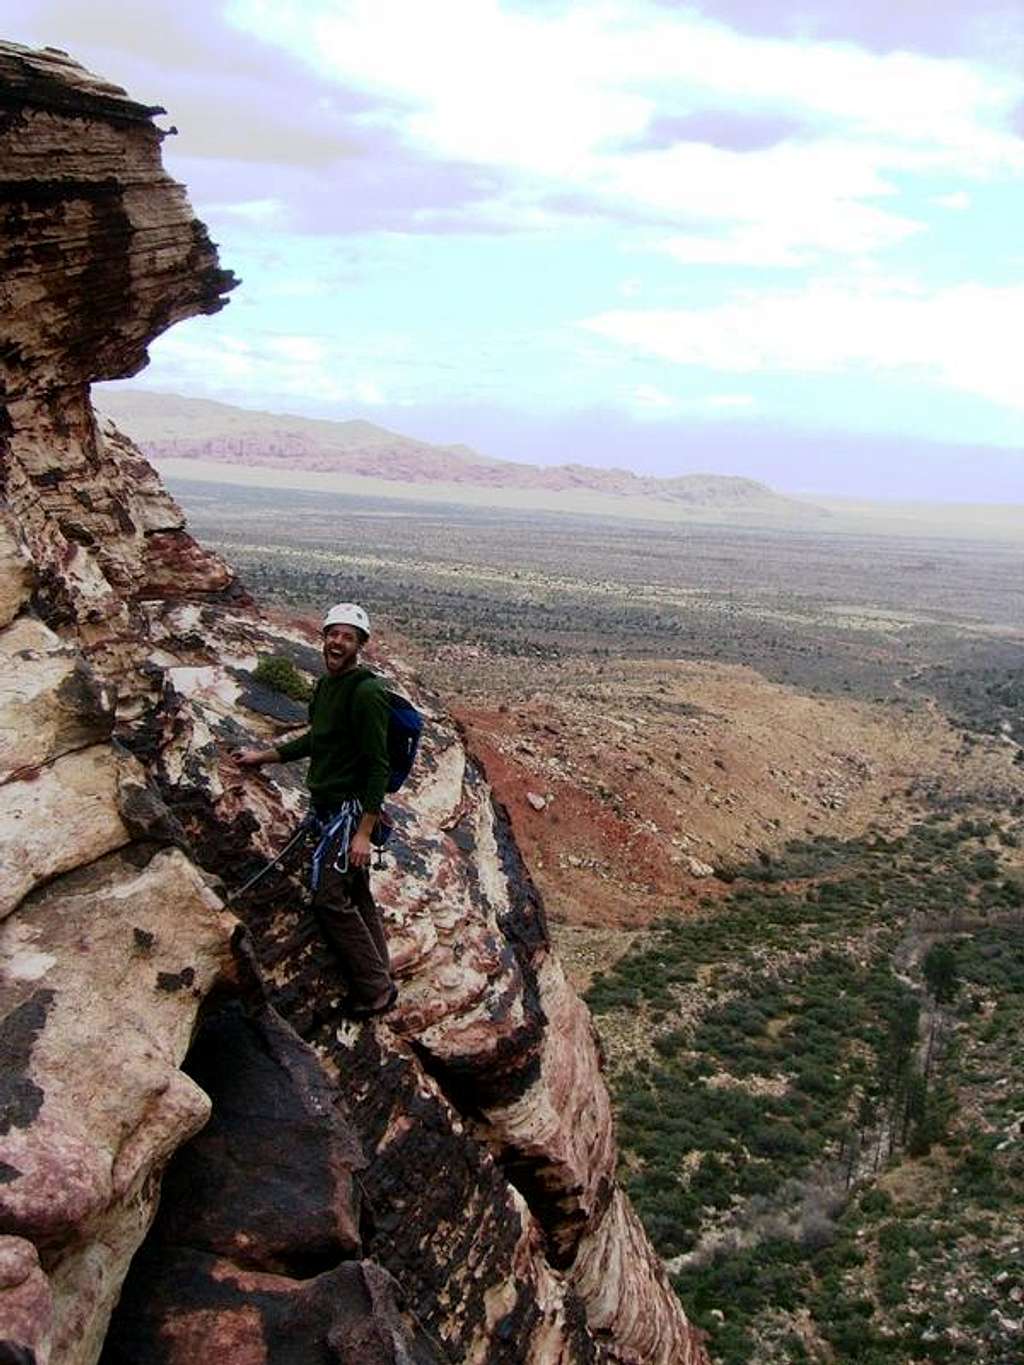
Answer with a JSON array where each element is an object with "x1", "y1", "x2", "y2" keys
[{"x1": 432, "y1": 651, "x2": 1021, "y2": 975}]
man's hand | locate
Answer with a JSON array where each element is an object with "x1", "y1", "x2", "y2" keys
[
  {"x1": 237, "y1": 747, "x2": 279, "y2": 768},
  {"x1": 348, "y1": 829, "x2": 372, "y2": 868},
  {"x1": 349, "y1": 811, "x2": 378, "y2": 869}
]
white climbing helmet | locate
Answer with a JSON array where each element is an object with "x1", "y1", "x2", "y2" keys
[{"x1": 322, "y1": 602, "x2": 371, "y2": 639}]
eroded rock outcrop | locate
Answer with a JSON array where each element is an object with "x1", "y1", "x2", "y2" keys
[
  {"x1": 103, "y1": 1004, "x2": 440, "y2": 1364},
  {"x1": 0, "y1": 41, "x2": 243, "y2": 715},
  {"x1": 0, "y1": 40, "x2": 706, "y2": 1365},
  {"x1": 1, "y1": 849, "x2": 240, "y2": 1363}
]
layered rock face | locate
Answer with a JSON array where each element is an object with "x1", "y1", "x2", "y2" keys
[
  {"x1": 0, "y1": 42, "x2": 241, "y2": 709},
  {"x1": 0, "y1": 41, "x2": 706, "y2": 1365}
]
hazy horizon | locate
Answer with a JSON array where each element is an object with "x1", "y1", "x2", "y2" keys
[
  {"x1": 11, "y1": 0, "x2": 1024, "y2": 504},
  {"x1": 98, "y1": 382, "x2": 1024, "y2": 508}
]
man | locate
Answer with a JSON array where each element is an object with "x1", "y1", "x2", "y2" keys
[{"x1": 238, "y1": 602, "x2": 397, "y2": 1018}]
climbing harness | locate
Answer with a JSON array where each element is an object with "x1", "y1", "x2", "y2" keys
[
  {"x1": 228, "y1": 799, "x2": 395, "y2": 904},
  {"x1": 309, "y1": 799, "x2": 363, "y2": 888}
]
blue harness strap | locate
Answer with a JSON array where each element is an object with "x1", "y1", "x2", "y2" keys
[{"x1": 309, "y1": 798, "x2": 362, "y2": 890}]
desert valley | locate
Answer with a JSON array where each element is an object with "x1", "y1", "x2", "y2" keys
[{"x1": 145, "y1": 427, "x2": 1024, "y2": 1365}]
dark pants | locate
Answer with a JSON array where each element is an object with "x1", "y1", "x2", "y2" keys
[{"x1": 312, "y1": 832, "x2": 392, "y2": 1006}]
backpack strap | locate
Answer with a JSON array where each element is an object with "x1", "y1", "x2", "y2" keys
[{"x1": 343, "y1": 668, "x2": 380, "y2": 728}]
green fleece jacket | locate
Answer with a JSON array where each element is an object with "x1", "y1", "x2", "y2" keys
[{"x1": 277, "y1": 666, "x2": 389, "y2": 815}]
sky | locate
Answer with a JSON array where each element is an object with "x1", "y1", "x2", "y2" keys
[{"x1": 8, "y1": 0, "x2": 1024, "y2": 501}]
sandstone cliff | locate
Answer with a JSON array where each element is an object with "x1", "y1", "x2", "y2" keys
[{"x1": 0, "y1": 42, "x2": 706, "y2": 1365}]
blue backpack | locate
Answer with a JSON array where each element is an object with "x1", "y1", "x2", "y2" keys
[
  {"x1": 348, "y1": 673, "x2": 423, "y2": 793},
  {"x1": 380, "y1": 687, "x2": 423, "y2": 792}
]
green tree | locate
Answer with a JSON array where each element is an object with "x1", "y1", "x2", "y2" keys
[{"x1": 922, "y1": 942, "x2": 959, "y2": 1004}]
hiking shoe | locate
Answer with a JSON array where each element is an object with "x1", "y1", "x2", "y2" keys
[{"x1": 343, "y1": 983, "x2": 398, "y2": 1020}]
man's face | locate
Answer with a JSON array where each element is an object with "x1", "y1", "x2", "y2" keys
[{"x1": 323, "y1": 623, "x2": 362, "y2": 675}]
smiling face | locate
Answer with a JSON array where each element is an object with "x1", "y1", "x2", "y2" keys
[{"x1": 322, "y1": 622, "x2": 364, "y2": 675}]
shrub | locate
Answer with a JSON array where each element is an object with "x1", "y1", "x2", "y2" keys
[
  {"x1": 653, "y1": 1029, "x2": 688, "y2": 1059},
  {"x1": 859, "y1": 1188, "x2": 894, "y2": 1219},
  {"x1": 252, "y1": 654, "x2": 313, "y2": 702}
]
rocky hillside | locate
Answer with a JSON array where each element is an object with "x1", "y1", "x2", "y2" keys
[
  {"x1": 0, "y1": 41, "x2": 705, "y2": 1365},
  {"x1": 95, "y1": 387, "x2": 816, "y2": 514}
]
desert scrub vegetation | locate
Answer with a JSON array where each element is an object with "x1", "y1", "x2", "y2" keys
[
  {"x1": 908, "y1": 651, "x2": 1024, "y2": 747},
  {"x1": 175, "y1": 480, "x2": 1024, "y2": 730},
  {"x1": 586, "y1": 819, "x2": 1024, "y2": 1364}
]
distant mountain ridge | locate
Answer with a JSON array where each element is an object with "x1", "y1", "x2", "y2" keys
[{"x1": 96, "y1": 387, "x2": 815, "y2": 513}]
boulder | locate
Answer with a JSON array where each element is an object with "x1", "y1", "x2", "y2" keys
[
  {"x1": 139, "y1": 1003, "x2": 366, "y2": 1274},
  {"x1": 104, "y1": 1255, "x2": 440, "y2": 1365},
  {"x1": 0, "y1": 745, "x2": 135, "y2": 920},
  {"x1": 104, "y1": 1004, "x2": 439, "y2": 1363},
  {"x1": 0, "y1": 616, "x2": 115, "y2": 782},
  {"x1": 0, "y1": 846, "x2": 238, "y2": 1365}
]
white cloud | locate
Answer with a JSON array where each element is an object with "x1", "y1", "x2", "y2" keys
[
  {"x1": 661, "y1": 232, "x2": 807, "y2": 268},
  {"x1": 235, "y1": 0, "x2": 1023, "y2": 169},
  {"x1": 148, "y1": 327, "x2": 387, "y2": 406},
  {"x1": 607, "y1": 136, "x2": 929, "y2": 250},
  {"x1": 934, "y1": 190, "x2": 972, "y2": 210},
  {"x1": 627, "y1": 385, "x2": 756, "y2": 417},
  {"x1": 583, "y1": 280, "x2": 1024, "y2": 411},
  {"x1": 208, "y1": 198, "x2": 288, "y2": 223},
  {"x1": 352, "y1": 380, "x2": 387, "y2": 405},
  {"x1": 228, "y1": 0, "x2": 1023, "y2": 263},
  {"x1": 268, "y1": 335, "x2": 326, "y2": 365},
  {"x1": 631, "y1": 383, "x2": 680, "y2": 411}
]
